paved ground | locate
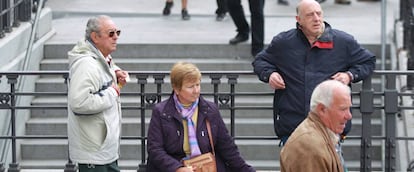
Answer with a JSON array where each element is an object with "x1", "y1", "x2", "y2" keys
[{"x1": 44, "y1": 0, "x2": 399, "y2": 46}]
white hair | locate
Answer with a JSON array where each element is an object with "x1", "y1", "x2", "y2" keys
[
  {"x1": 310, "y1": 80, "x2": 350, "y2": 111},
  {"x1": 85, "y1": 15, "x2": 111, "y2": 41}
]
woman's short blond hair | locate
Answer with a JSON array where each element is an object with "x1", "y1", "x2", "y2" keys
[{"x1": 170, "y1": 62, "x2": 201, "y2": 90}]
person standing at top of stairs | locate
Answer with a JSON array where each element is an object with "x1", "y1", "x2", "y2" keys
[
  {"x1": 252, "y1": 0, "x2": 376, "y2": 159},
  {"x1": 163, "y1": 0, "x2": 191, "y2": 20}
]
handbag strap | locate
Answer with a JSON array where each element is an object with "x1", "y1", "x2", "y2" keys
[{"x1": 206, "y1": 119, "x2": 215, "y2": 156}]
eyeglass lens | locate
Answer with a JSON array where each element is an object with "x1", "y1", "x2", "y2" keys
[{"x1": 109, "y1": 30, "x2": 121, "y2": 37}]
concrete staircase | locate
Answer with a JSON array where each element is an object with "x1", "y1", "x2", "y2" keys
[
  {"x1": 15, "y1": 0, "x2": 398, "y2": 170},
  {"x1": 18, "y1": 39, "x2": 387, "y2": 171}
]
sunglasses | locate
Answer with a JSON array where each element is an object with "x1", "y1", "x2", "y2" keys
[{"x1": 108, "y1": 30, "x2": 121, "y2": 37}]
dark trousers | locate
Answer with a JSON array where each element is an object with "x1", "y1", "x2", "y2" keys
[
  {"x1": 216, "y1": 0, "x2": 228, "y2": 15},
  {"x1": 227, "y1": 0, "x2": 265, "y2": 53},
  {"x1": 78, "y1": 160, "x2": 120, "y2": 172}
]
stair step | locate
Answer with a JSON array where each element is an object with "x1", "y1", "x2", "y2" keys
[
  {"x1": 19, "y1": 159, "x2": 280, "y2": 171},
  {"x1": 44, "y1": 43, "x2": 254, "y2": 59},
  {"x1": 25, "y1": 117, "x2": 275, "y2": 136},
  {"x1": 35, "y1": 74, "x2": 273, "y2": 93},
  {"x1": 43, "y1": 43, "x2": 389, "y2": 60},
  {"x1": 19, "y1": 139, "x2": 383, "y2": 170},
  {"x1": 40, "y1": 58, "x2": 254, "y2": 71},
  {"x1": 18, "y1": 159, "x2": 384, "y2": 171}
]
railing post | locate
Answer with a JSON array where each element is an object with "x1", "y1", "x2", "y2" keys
[
  {"x1": 406, "y1": 0, "x2": 414, "y2": 89},
  {"x1": 153, "y1": 74, "x2": 165, "y2": 103},
  {"x1": 401, "y1": 0, "x2": 408, "y2": 50},
  {"x1": 6, "y1": 74, "x2": 19, "y2": 172},
  {"x1": 384, "y1": 74, "x2": 398, "y2": 172},
  {"x1": 17, "y1": 0, "x2": 31, "y2": 22},
  {"x1": 4, "y1": 0, "x2": 12, "y2": 32},
  {"x1": 137, "y1": 74, "x2": 148, "y2": 172},
  {"x1": 63, "y1": 74, "x2": 77, "y2": 172},
  {"x1": 227, "y1": 74, "x2": 238, "y2": 137},
  {"x1": 12, "y1": 0, "x2": 19, "y2": 28},
  {"x1": 360, "y1": 77, "x2": 374, "y2": 172},
  {"x1": 210, "y1": 74, "x2": 221, "y2": 105},
  {"x1": 0, "y1": 76, "x2": 1, "y2": 172},
  {"x1": 0, "y1": 163, "x2": 5, "y2": 172},
  {"x1": 63, "y1": 159, "x2": 77, "y2": 172},
  {"x1": 0, "y1": 0, "x2": 5, "y2": 38}
]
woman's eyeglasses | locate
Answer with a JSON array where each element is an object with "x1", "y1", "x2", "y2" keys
[{"x1": 108, "y1": 30, "x2": 121, "y2": 37}]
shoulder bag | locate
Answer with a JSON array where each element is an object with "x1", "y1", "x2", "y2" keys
[{"x1": 182, "y1": 119, "x2": 217, "y2": 172}]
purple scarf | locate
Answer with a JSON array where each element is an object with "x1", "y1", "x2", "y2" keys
[{"x1": 173, "y1": 94, "x2": 201, "y2": 157}]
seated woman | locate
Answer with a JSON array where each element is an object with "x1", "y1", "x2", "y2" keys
[{"x1": 147, "y1": 61, "x2": 255, "y2": 172}]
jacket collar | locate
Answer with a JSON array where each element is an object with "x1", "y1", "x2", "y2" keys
[
  {"x1": 297, "y1": 21, "x2": 334, "y2": 49},
  {"x1": 308, "y1": 111, "x2": 337, "y2": 148}
]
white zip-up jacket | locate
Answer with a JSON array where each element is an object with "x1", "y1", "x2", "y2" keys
[{"x1": 67, "y1": 39, "x2": 122, "y2": 165}]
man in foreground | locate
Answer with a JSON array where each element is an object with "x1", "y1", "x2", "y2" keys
[{"x1": 280, "y1": 80, "x2": 352, "y2": 172}]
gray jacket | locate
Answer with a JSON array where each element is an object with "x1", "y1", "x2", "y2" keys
[{"x1": 67, "y1": 39, "x2": 122, "y2": 164}]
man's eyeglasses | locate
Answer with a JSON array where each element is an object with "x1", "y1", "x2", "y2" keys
[{"x1": 108, "y1": 30, "x2": 121, "y2": 37}]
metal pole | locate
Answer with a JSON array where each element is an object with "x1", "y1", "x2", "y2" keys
[
  {"x1": 137, "y1": 74, "x2": 148, "y2": 172},
  {"x1": 22, "y1": 0, "x2": 43, "y2": 71},
  {"x1": 384, "y1": 74, "x2": 398, "y2": 172},
  {"x1": 379, "y1": 0, "x2": 387, "y2": 93},
  {"x1": 360, "y1": 77, "x2": 374, "y2": 172},
  {"x1": 17, "y1": 0, "x2": 31, "y2": 22},
  {"x1": 0, "y1": 162, "x2": 5, "y2": 172},
  {"x1": 227, "y1": 75, "x2": 238, "y2": 137},
  {"x1": 4, "y1": 0, "x2": 12, "y2": 32},
  {"x1": 64, "y1": 75, "x2": 77, "y2": 172},
  {"x1": 0, "y1": 0, "x2": 5, "y2": 38},
  {"x1": 407, "y1": 0, "x2": 414, "y2": 89},
  {"x1": 7, "y1": 74, "x2": 19, "y2": 172},
  {"x1": 210, "y1": 74, "x2": 221, "y2": 105}
]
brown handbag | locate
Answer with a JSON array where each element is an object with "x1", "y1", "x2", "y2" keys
[{"x1": 182, "y1": 119, "x2": 217, "y2": 172}]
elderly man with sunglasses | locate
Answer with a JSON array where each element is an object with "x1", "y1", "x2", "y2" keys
[{"x1": 67, "y1": 15, "x2": 128, "y2": 172}]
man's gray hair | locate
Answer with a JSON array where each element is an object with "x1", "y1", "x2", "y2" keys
[
  {"x1": 85, "y1": 15, "x2": 111, "y2": 41},
  {"x1": 310, "y1": 80, "x2": 350, "y2": 111}
]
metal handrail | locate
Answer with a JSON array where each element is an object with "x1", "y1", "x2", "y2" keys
[
  {"x1": 0, "y1": 0, "x2": 33, "y2": 166},
  {"x1": 21, "y1": 0, "x2": 44, "y2": 72}
]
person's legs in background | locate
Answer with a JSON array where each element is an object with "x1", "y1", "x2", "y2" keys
[
  {"x1": 162, "y1": 0, "x2": 190, "y2": 20},
  {"x1": 278, "y1": 0, "x2": 289, "y2": 6},
  {"x1": 181, "y1": 0, "x2": 191, "y2": 20},
  {"x1": 162, "y1": 0, "x2": 174, "y2": 16},
  {"x1": 216, "y1": 0, "x2": 228, "y2": 21},
  {"x1": 248, "y1": 0, "x2": 264, "y2": 57},
  {"x1": 227, "y1": 0, "x2": 249, "y2": 45}
]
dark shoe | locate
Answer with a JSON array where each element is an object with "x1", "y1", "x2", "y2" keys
[
  {"x1": 163, "y1": 1, "x2": 173, "y2": 16},
  {"x1": 229, "y1": 34, "x2": 248, "y2": 45},
  {"x1": 316, "y1": 0, "x2": 326, "y2": 3},
  {"x1": 278, "y1": 0, "x2": 289, "y2": 6},
  {"x1": 216, "y1": 13, "x2": 226, "y2": 21},
  {"x1": 182, "y1": 9, "x2": 191, "y2": 20},
  {"x1": 335, "y1": 0, "x2": 351, "y2": 4}
]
